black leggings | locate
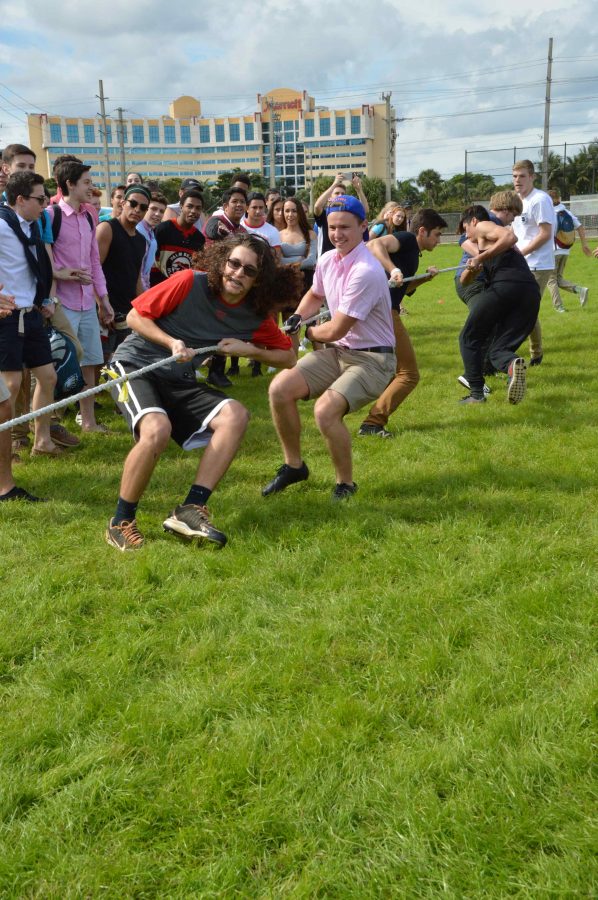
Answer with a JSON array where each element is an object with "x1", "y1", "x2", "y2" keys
[{"x1": 459, "y1": 276, "x2": 540, "y2": 396}]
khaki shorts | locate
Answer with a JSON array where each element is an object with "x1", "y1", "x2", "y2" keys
[
  {"x1": 0, "y1": 373, "x2": 10, "y2": 404},
  {"x1": 298, "y1": 347, "x2": 396, "y2": 412}
]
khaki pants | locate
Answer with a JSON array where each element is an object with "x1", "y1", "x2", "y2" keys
[
  {"x1": 547, "y1": 255, "x2": 578, "y2": 310},
  {"x1": 528, "y1": 269, "x2": 552, "y2": 359},
  {"x1": 362, "y1": 310, "x2": 420, "y2": 427}
]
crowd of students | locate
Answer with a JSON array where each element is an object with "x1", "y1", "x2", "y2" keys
[{"x1": 0, "y1": 145, "x2": 593, "y2": 549}]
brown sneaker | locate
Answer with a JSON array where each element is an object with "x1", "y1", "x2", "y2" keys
[
  {"x1": 105, "y1": 518, "x2": 144, "y2": 551},
  {"x1": 50, "y1": 423, "x2": 81, "y2": 447}
]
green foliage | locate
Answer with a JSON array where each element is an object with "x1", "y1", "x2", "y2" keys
[
  {"x1": 213, "y1": 168, "x2": 269, "y2": 197},
  {"x1": 1, "y1": 243, "x2": 597, "y2": 894},
  {"x1": 155, "y1": 177, "x2": 182, "y2": 203},
  {"x1": 43, "y1": 177, "x2": 57, "y2": 195}
]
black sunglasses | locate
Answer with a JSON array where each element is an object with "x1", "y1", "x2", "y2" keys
[
  {"x1": 226, "y1": 257, "x2": 258, "y2": 278},
  {"x1": 126, "y1": 198, "x2": 149, "y2": 212}
]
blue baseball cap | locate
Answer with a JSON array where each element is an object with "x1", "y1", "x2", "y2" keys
[{"x1": 325, "y1": 194, "x2": 366, "y2": 221}]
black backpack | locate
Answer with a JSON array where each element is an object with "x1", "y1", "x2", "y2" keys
[{"x1": 49, "y1": 203, "x2": 94, "y2": 241}]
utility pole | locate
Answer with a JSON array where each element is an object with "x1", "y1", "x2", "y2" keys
[
  {"x1": 381, "y1": 92, "x2": 394, "y2": 202},
  {"x1": 96, "y1": 80, "x2": 111, "y2": 198},
  {"x1": 116, "y1": 107, "x2": 127, "y2": 183},
  {"x1": 541, "y1": 37, "x2": 553, "y2": 191},
  {"x1": 464, "y1": 150, "x2": 468, "y2": 202}
]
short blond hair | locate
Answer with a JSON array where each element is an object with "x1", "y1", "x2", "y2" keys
[
  {"x1": 490, "y1": 190, "x2": 523, "y2": 215},
  {"x1": 512, "y1": 159, "x2": 535, "y2": 175}
]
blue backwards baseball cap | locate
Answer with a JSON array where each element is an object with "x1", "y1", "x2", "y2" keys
[{"x1": 325, "y1": 194, "x2": 366, "y2": 221}]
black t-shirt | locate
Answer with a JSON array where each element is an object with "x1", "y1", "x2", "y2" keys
[{"x1": 388, "y1": 231, "x2": 420, "y2": 310}]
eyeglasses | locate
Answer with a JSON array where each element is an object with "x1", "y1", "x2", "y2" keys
[
  {"x1": 26, "y1": 195, "x2": 45, "y2": 205},
  {"x1": 226, "y1": 257, "x2": 258, "y2": 278},
  {"x1": 126, "y1": 199, "x2": 149, "y2": 212}
]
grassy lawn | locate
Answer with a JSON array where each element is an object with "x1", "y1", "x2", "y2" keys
[{"x1": 1, "y1": 244, "x2": 596, "y2": 897}]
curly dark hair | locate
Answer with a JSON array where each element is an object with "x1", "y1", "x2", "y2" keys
[{"x1": 192, "y1": 233, "x2": 304, "y2": 317}]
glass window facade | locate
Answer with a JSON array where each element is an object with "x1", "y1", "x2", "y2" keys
[
  {"x1": 180, "y1": 125, "x2": 191, "y2": 143},
  {"x1": 84, "y1": 124, "x2": 95, "y2": 143},
  {"x1": 304, "y1": 119, "x2": 314, "y2": 137},
  {"x1": 351, "y1": 115, "x2": 361, "y2": 135},
  {"x1": 199, "y1": 125, "x2": 210, "y2": 143},
  {"x1": 50, "y1": 124, "x2": 62, "y2": 142},
  {"x1": 132, "y1": 125, "x2": 144, "y2": 143},
  {"x1": 319, "y1": 118, "x2": 330, "y2": 136},
  {"x1": 335, "y1": 117, "x2": 346, "y2": 135},
  {"x1": 244, "y1": 122, "x2": 254, "y2": 141},
  {"x1": 149, "y1": 125, "x2": 159, "y2": 143},
  {"x1": 66, "y1": 124, "x2": 79, "y2": 143},
  {"x1": 164, "y1": 125, "x2": 176, "y2": 143},
  {"x1": 215, "y1": 124, "x2": 225, "y2": 142},
  {"x1": 229, "y1": 123, "x2": 240, "y2": 141}
]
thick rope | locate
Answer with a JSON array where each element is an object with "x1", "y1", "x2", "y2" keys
[{"x1": 0, "y1": 346, "x2": 221, "y2": 433}]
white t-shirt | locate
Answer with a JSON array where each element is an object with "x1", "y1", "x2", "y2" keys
[
  {"x1": 242, "y1": 219, "x2": 282, "y2": 249},
  {"x1": 512, "y1": 187, "x2": 556, "y2": 271},
  {"x1": 553, "y1": 202, "x2": 580, "y2": 257}
]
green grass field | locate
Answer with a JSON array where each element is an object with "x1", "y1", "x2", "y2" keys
[{"x1": 1, "y1": 244, "x2": 596, "y2": 897}]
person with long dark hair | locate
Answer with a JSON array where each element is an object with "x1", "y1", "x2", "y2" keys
[
  {"x1": 457, "y1": 197, "x2": 540, "y2": 405},
  {"x1": 105, "y1": 234, "x2": 302, "y2": 552}
]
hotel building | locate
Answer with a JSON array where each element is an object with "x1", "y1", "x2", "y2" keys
[{"x1": 27, "y1": 88, "x2": 394, "y2": 194}]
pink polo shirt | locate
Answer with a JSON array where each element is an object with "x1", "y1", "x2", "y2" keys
[
  {"x1": 312, "y1": 240, "x2": 394, "y2": 349},
  {"x1": 48, "y1": 199, "x2": 107, "y2": 311}
]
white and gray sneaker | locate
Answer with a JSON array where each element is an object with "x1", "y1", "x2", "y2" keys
[
  {"x1": 576, "y1": 286, "x2": 589, "y2": 307},
  {"x1": 507, "y1": 357, "x2": 527, "y2": 405},
  {"x1": 457, "y1": 375, "x2": 491, "y2": 396}
]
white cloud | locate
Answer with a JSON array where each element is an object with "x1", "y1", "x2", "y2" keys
[{"x1": 1, "y1": 0, "x2": 597, "y2": 179}]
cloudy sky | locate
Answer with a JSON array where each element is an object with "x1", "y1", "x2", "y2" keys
[{"x1": 1, "y1": 0, "x2": 597, "y2": 184}]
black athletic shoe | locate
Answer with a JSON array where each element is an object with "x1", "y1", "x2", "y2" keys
[
  {"x1": 227, "y1": 362, "x2": 240, "y2": 376},
  {"x1": 163, "y1": 504, "x2": 227, "y2": 547},
  {"x1": 529, "y1": 354, "x2": 543, "y2": 367},
  {"x1": 207, "y1": 370, "x2": 233, "y2": 388},
  {"x1": 106, "y1": 517, "x2": 144, "y2": 551},
  {"x1": 332, "y1": 482, "x2": 358, "y2": 501},
  {"x1": 358, "y1": 423, "x2": 394, "y2": 438},
  {"x1": 251, "y1": 362, "x2": 263, "y2": 377},
  {"x1": 0, "y1": 485, "x2": 47, "y2": 502},
  {"x1": 262, "y1": 462, "x2": 309, "y2": 496}
]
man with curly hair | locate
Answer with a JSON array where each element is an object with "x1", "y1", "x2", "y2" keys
[{"x1": 106, "y1": 234, "x2": 302, "y2": 552}]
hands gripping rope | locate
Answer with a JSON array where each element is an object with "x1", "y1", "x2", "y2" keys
[
  {"x1": 388, "y1": 266, "x2": 462, "y2": 288},
  {"x1": 0, "y1": 346, "x2": 221, "y2": 433}
]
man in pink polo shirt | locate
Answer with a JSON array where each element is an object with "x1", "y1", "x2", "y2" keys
[
  {"x1": 48, "y1": 160, "x2": 114, "y2": 432},
  {"x1": 263, "y1": 195, "x2": 396, "y2": 501}
]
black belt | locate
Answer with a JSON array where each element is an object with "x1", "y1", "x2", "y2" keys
[{"x1": 356, "y1": 345, "x2": 394, "y2": 354}]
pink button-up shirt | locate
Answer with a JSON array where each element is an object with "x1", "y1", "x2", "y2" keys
[
  {"x1": 312, "y1": 240, "x2": 395, "y2": 349},
  {"x1": 49, "y1": 199, "x2": 107, "y2": 311}
]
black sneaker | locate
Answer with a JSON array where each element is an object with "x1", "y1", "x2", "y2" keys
[
  {"x1": 163, "y1": 504, "x2": 227, "y2": 547},
  {"x1": 0, "y1": 485, "x2": 47, "y2": 502},
  {"x1": 507, "y1": 357, "x2": 527, "y2": 404},
  {"x1": 332, "y1": 482, "x2": 358, "y2": 501},
  {"x1": 457, "y1": 375, "x2": 491, "y2": 396},
  {"x1": 251, "y1": 362, "x2": 262, "y2": 377},
  {"x1": 227, "y1": 362, "x2": 240, "y2": 376},
  {"x1": 358, "y1": 423, "x2": 394, "y2": 438},
  {"x1": 262, "y1": 462, "x2": 309, "y2": 496},
  {"x1": 106, "y1": 518, "x2": 144, "y2": 551},
  {"x1": 207, "y1": 370, "x2": 233, "y2": 388},
  {"x1": 529, "y1": 354, "x2": 543, "y2": 367}
]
